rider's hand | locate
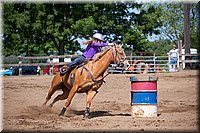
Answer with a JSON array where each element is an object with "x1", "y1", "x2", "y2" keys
[{"x1": 108, "y1": 43, "x2": 114, "y2": 46}]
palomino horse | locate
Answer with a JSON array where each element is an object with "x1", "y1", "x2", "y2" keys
[{"x1": 43, "y1": 44, "x2": 127, "y2": 118}]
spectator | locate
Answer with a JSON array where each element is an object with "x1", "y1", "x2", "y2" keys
[
  {"x1": 37, "y1": 65, "x2": 41, "y2": 75},
  {"x1": 168, "y1": 45, "x2": 179, "y2": 72}
]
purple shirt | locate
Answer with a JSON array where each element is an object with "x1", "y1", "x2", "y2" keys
[{"x1": 82, "y1": 42, "x2": 108, "y2": 58}]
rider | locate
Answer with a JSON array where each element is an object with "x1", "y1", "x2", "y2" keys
[{"x1": 59, "y1": 33, "x2": 114, "y2": 76}]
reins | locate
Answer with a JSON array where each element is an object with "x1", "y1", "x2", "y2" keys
[
  {"x1": 82, "y1": 66, "x2": 109, "y2": 84},
  {"x1": 82, "y1": 45, "x2": 124, "y2": 84},
  {"x1": 69, "y1": 44, "x2": 125, "y2": 87},
  {"x1": 111, "y1": 44, "x2": 126, "y2": 65}
]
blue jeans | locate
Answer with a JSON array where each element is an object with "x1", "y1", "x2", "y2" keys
[{"x1": 67, "y1": 55, "x2": 86, "y2": 68}]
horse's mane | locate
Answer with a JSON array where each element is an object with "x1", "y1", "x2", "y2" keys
[{"x1": 93, "y1": 46, "x2": 111, "y2": 62}]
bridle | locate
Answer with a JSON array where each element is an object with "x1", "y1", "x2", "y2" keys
[
  {"x1": 111, "y1": 44, "x2": 126, "y2": 65},
  {"x1": 80, "y1": 44, "x2": 126, "y2": 85},
  {"x1": 78, "y1": 44, "x2": 127, "y2": 85}
]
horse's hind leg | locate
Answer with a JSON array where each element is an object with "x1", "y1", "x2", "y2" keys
[
  {"x1": 42, "y1": 86, "x2": 58, "y2": 106},
  {"x1": 43, "y1": 73, "x2": 62, "y2": 106},
  {"x1": 49, "y1": 87, "x2": 69, "y2": 107}
]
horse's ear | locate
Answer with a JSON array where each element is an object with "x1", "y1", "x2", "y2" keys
[
  {"x1": 113, "y1": 43, "x2": 116, "y2": 47},
  {"x1": 119, "y1": 43, "x2": 124, "y2": 48}
]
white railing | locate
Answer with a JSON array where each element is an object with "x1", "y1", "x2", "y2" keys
[
  {"x1": 107, "y1": 53, "x2": 200, "y2": 74},
  {"x1": 108, "y1": 53, "x2": 169, "y2": 74},
  {"x1": 1, "y1": 52, "x2": 200, "y2": 75},
  {"x1": 1, "y1": 54, "x2": 80, "y2": 75}
]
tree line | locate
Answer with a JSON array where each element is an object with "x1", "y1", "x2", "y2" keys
[{"x1": 2, "y1": 2, "x2": 199, "y2": 57}]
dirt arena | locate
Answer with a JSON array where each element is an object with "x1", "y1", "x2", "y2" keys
[{"x1": 2, "y1": 70, "x2": 199, "y2": 132}]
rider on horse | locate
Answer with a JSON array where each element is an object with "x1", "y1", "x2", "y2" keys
[{"x1": 59, "y1": 33, "x2": 114, "y2": 76}]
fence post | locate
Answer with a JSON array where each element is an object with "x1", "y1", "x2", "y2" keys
[
  {"x1": 18, "y1": 56, "x2": 22, "y2": 76},
  {"x1": 153, "y1": 53, "x2": 156, "y2": 72},
  {"x1": 130, "y1": 53, "x2": 132, "y2": 65},
  {"x1": 178, "y1": 40, "x2": 183, "y2": 71},
  {"x1": 49, "y1": 55, "x2": 54, "y2": 75}
]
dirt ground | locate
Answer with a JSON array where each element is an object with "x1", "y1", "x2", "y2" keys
[{"x1": 1, "y1": 70, "x2": 199, "y2": 132}]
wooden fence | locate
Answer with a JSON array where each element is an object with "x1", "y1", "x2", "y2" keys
[
  {"x1": 1, "y1": 52, "x2": 200, "y2": 75},
  {"x1": 1, "y1": 54, "x2": 79, "y2": 75},
  {"x1": 2, "y1": 55, "x2": 79, "y2": 67}
]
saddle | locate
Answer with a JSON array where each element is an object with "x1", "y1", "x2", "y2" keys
[
  {"x1": 59, "y1": 57, "x2": 106, "y2": 89},
  {"x1": 59, "y1": 58, "x2": 92, "y2": 76}
]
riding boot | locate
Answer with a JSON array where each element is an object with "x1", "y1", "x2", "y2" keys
[{"x1": 59, "y1": 66, "x2": 70, "y2": 76}]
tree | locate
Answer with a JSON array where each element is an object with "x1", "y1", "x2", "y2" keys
[
  {"x1": 122, "y1": 3, "x2": 163, "y2": 52},
  {"x1": 145, "y1": 38, "x2": 172, "y2": 53},
  {"x1": 158, "y1": 2, "x2": 198, "y2": 50},
  {"x1": 3, "y1": 4, "x2": 53, "y2": 56},
  {"x1": 3, "y1": 3, "x2": 164, "y2": 56}
]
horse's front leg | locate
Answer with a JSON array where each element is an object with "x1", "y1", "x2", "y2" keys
[
  {"x1": 84, "y1": 90, "x2": 98, "y2": 119},
  {"x1": 59, "y1": 84, "x2": 78, "y2": 116}
]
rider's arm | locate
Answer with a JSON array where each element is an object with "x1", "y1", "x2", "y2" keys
[{"x1": 91, "y1": 42, "x2": 114, "y2": 47}]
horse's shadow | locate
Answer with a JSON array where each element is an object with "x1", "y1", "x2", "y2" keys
[
  {"x1": 69, "y1": 109, "x2": 131, "y2": 118},
  {"x1": 91, "y1": 111, "x2": 131, "y2": 118}
]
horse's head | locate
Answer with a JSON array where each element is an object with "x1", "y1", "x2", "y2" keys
[{"x1": 111, "y1": 44, "x2": 129, "y2": 68}]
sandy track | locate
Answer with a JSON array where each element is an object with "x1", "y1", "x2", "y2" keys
[{"x1": 2, "y1": 70, "x2": 199, "y2": 132}]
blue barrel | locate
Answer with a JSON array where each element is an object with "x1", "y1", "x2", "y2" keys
[{"x1": 131, "y1": 91, "x2": 157, "y2": 104}]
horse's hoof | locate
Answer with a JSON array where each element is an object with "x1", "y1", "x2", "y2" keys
[
  {"x1": 83, "y1": 114, "x2": 91, "y2": 119},
  {"x1": 58, "y1": 114, "x2": 65, "y2": 119},
  {"x1": 83, "y1": 115, "x2": 91, "y2": 119},
  {"x1": 59, "y1": 113, "x2": 63, "y2": 116},
  {"x1": 42, "y1": 102, "x2": 47, "y2": 107},
  {"x1": 59, "y1": 113, "x2": 64, "y2": 116},
  {"x1": 84, "y1": 107, "x2": 91, "y2": 119},
  {"x1": 58, "y1": 113, "x2": 65, "y2": 118},
  {"x1": 59, "y1": 107, "x2": 66, "y2": 117},
  {"x1": 48, "y1": 104, "x2": 53, "y2": 108}
]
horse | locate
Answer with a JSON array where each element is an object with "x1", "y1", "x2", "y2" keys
[{"x1": 42, "y1": 44, "x2": 127, "y2": 118}]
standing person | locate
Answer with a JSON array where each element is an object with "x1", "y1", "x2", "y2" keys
[
  {"x1": 47, "y1": 55, "x2": 54, "y2": 75},
  {"x1": 59, "y1": 33, "x2": 114, "y2": 76},
  {"x1": 37, "y1": 65, "x2": 41, "y2": 75},
  {"x1": 168, "y1": 44, "x2": 179, "y2": 72}
]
